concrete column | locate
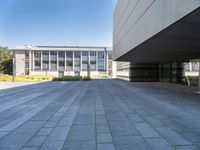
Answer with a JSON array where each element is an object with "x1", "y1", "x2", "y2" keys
[{"x1": 49, "y1": 51, "x2": 50, "y2": 71}]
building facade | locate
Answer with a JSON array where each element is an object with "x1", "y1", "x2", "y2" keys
[
  {"x1": 184, "y1": 61, "x2": 199, "y2": 76},
  {"x1": 113, "y1": 0, "x2": 200, "y2": 83},
  {"x1": 12, "y1": 46, "x2": 113, "y2": 77}
]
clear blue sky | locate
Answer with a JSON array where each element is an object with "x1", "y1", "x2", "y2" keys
[{"x1": 0, "y1": 0, "x2": 117, "y2": 48}]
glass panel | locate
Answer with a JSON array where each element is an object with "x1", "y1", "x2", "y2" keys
[
  {"x1": 108, "y1": 51, "x2": 112, "y2": 59},
  {"x1": 25, "y1": 60, "x2": 29, "y2": 68},
  {"x1": 42, "y1": 51, "x2": 49, "y2": 60},
  {"x1": 50, "y1": 51, "x2": 57, "y2": 61},
  {"x1": 98, "y1": 51, "x2": 104, "y2": 71},
  {"x1": 74, "y1": 51, "x2": 81, "y2": 71},
  {"x1": 98, "y1": 51, "x2": 104, "y2": 58},
  {"x1": 34, "y1": 61, "x2": 41, "y2": 70},
  {"x1": 59, "y1": 61, "x2": 65, "y2": 70},
  {"x1": 43, "y1": 61, "x2": 49, "y2": 70},
  {"x1": 34, "y1": 51, "x2": 41, "y2": 58},
  {"x1": 66, "y1": 51, "x2": 73, "y2": 71},
  {"x1": 25, "y1": 51, "x2": 29, "y2": 59},
  {"x1": 192, "y1": 62, "x2": 199, "y2": 72},
  {"x1": 50, "y1": 61, "x2": 57, "y2": 70},
  {"x1": 90, "y1": 61, "x2": 96, "y2": 71}
]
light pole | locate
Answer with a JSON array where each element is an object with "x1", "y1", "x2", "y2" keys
[{"x1": 87, "y1": 62, "x2": 90, "y2": 79}]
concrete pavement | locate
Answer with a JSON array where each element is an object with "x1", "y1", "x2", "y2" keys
[{"x1": 0, "y1": 80, "x2": 200, "y2": 150}]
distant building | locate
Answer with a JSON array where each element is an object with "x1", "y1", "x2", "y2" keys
[
  {"x1": 184, "y1": 61, "x2": 199, "y2": 76},
  {"x1": 12, "y1": 45, "x2": 114, "y2": 77}
]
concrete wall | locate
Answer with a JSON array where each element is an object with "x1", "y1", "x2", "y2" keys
[
  {"x1": 14, "y1": 50, "x2": 25, "y2": 75},
  {"x1": 113, "y1": 0, "x2": 200, "y2": 60},
  {"x1": 30, "y1": 71, "x2": 107, "y2": 77}
]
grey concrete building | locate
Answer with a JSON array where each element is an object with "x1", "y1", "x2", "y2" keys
[
  {"x1": 12, "y1": 45, "x2": 113, "y2": 77},
  {"x1": 113, "y1": 0, "x2": 200, "y2": 83}
]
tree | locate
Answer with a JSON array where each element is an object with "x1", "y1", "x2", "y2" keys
[{"x1": 0, "y1": 46, "x2": 12, "y2": 75}]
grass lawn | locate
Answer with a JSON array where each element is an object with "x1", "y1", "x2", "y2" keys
[{"x1": 0, "y1": 74, "x2": 53, "y2": 82}]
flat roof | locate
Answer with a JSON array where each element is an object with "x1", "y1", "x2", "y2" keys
[{"x1": 12, "y1": 45, "x2": 112, "y2": 51}]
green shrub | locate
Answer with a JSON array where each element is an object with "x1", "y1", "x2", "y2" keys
[
  {"x1": 82, "y1": 76, "x2": 91, "y2": 81},
  {"x1": 52, "y1": 76, "x2": 91, "y2": 81},
  {"x1": 0, "y1": 74, "x2": 13, "y2": 82},
  {"x1": 52, "y1": 76, "x2": 82, "y2": 81}
]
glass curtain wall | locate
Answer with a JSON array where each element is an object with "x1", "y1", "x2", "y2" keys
[
  {"x1": 42, "y1": 51, "x2": 49, "y2": 70},
  {"x1": 82, "y1": 51, "x2": 89, "y2": 71},
  {"x1": 74, "y1": 51, "x2": 81, "y2": 71},
  {"x1": 34, "y1": 51, "x2": 41, "y2": 70},
  {"x1": 50, "y1": 51, "x2": 57, "y2": 70},
  {"x1": 90, "y1": 51, "x2": 96, "y2": 71},
  {"x1": 98, "y1": 51, "x2": 105, "y2": 71},
  {"x1": 58, "y1": 51, "x2": 65, "y2": 70},
  {"x1": 66, "y1": 51, "x2": 73, "y2": 71}
]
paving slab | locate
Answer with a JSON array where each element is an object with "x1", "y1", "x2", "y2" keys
[{"x1": 0, "y1": 80, "x2": 199, "y2": 150}]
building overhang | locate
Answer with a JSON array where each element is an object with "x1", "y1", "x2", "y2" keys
[{"x1": 116, "y1": 7, "x2": 200, "y2": 63}]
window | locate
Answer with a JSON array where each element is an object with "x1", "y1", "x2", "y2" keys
[
  {"x1": 43, "y1": 61, "x2": 49, "y2": 70},
  {"x1": 90, "y1": 51, "x2": 96, "y2": 56},
  {"x1": 34, "y1": 51, "x2": 41, "y2": 58},
  {"x1": 82, "y1": 51, "x2": 88, "y2": 63},
  {"x1": 42, "y1": 51, "x2": 49, "y2": 60},
  {"x1": 98, "y1": 51, "x2": 105, "y2": 71},
  {"x1": 25, "y1": 69, "x2": 29, "y2": 75},
  {"x1": 98, "y1": 60, "x2": 104, "y2": 71},
  {"x1": 66, "y1": 51, "x2": 73, "y2": 71},
  {"x1": 34, "y1": 61, "x2": 41, "y2": 70},
  {"x1": 82, "y1": 60, "x2": 88, "y2": 71},
  {"x1": 50, "y1": 61, "x2": 57, "y2": 70},
  {"x1": 58, "y1": 51, "x2": 65, "y2": 58},
  {"x1": 108, "y1": 51, "x2": 112, "y2": 59},
  {"x1": 82, "y1": 51, "x2": 88, "y2": 56},
  {"x1": 184, "y1": 63, "x2": 190, "y2": 72},
  {"x1": 59, "y1": 61, "x2": 65, "y2": 70},
  {"x1": 25, "y1": 51, "x2": 29, "y2": 59},
  {"x1": 25, "y1": 60, "x2": 29, "y2": 68},
  {"x1": 50, "y1": 51, "x2": 57, "y2": 55},
  {"x1": 50, "y1": 51, "x2": 57, "y2": 61},
  {"x1": 74, "y1": 51, "x2": 81, "y2": 59},
  {"x1": 74, "y1": 52, "x2": 81, "y2": 71},
  {"x1": 66, "y1": 51, "x2": 73, "y2": 60},
  {"x1": 192, "y1": 62, "x2": 199, "y2": 72},
  {"x1": 42, "y1": 51, "x2": 49, "y2": 55},
  {"x1": 66, "y1": 61, "x2": 73, "y2": 66},
  {"x1": 98, "y1": 51, "x2": 104, "y2": 58},
  {"x1": 90, "y1": 61, "x2": 96, "y2": 71}
]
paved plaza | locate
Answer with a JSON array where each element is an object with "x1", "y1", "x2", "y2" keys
[{"x1": 0, "y1": 80, "x2": 200, "y2": 150}]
